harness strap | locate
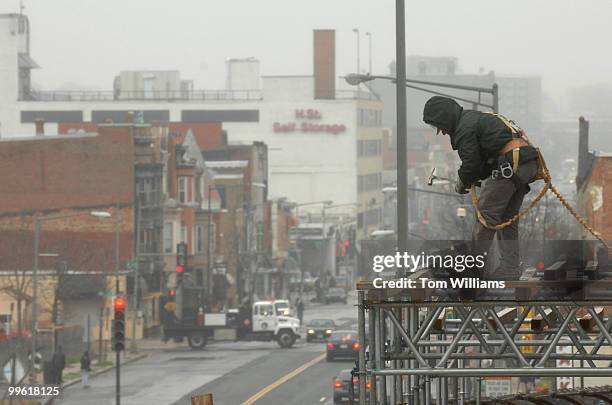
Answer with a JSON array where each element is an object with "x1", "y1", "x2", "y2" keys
[{"x1": 512, "y1": 148, "x2": 520, "y2": 174}]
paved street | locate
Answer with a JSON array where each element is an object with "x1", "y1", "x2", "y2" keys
[{"x1": 57, "y1": 294, "x2": 358, "y2": 405}]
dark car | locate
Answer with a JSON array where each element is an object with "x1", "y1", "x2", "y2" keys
[
  {"x1": 306, "y1": 318, "x2": 336, "y2": 342},
  {"x1": 326, "y1": 330, "x2": 360, "y2": 361},
  {"x1": 324, "y1": 288, "x2": 348, "y2": 305},
  {"x1": 333, "y1": 369, "x2": 370, "y2": 404}
]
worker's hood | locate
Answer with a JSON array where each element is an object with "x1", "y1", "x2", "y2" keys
[{"x1": 422, "y1": 96, "x2": 463, "y2": 135}]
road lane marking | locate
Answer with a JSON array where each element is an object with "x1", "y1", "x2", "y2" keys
[
  {"x1": 240, "y1": 352, "x2": 326, "y2": 405},
  {"x1": 319, "y1": 396, "x2": 326, "y2": 402}
]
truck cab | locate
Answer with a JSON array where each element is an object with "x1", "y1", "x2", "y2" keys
[{"x1": 252, "y1": 301, "x2": 301, "y2": 348}]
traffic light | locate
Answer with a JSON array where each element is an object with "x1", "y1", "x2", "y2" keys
[
  {"x1": 176, "y1": 242, "x2": 187, "y2": 283},
  {"x1": 176, "y1": 242, "x2": 187, "y2": 267},
  {"x1": 112, "y1": 296, "x2": 126, "y2": 352}
]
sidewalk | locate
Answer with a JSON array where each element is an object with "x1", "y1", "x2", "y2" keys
[{"x1": 59, "y1": 350, "x2": 147, "y2": 389}]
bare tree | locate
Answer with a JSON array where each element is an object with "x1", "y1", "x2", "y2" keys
[{"x1": 0, "y1": 223, "x2": 34, "y2": 333}]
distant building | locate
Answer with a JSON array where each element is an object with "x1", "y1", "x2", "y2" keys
[
  {"x1": 576, "y1": 117, "x2": 612, "y2": 242},
  {"x1": 0, "y1": 18, "x2": 385, "y2": 238},
  {"x1": 497, "y1": 75, "x2": 541, "y2": 134},
  {"x1": 0, "y1": 124, "x2": 140, "y2": 348}
]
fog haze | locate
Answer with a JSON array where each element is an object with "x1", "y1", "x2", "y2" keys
[{"x1": 2, "y1": 0, "x2": 611, "y2": 99}]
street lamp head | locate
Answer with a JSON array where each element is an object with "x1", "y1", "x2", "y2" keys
[
  {"x1": 90, "y1": 211, "x2": 112, "y2": 219},
  {"x1": 345, "y1": 73, "x2": 373, "y2": 86},
  {"x1": 323, "y1": 200, "x2": 333, "y2": 206},
  {"x1": 352, "y1": 28, "x2": 359, "y2": 33}
]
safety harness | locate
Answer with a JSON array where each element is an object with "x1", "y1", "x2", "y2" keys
[{"x1": 469, "y1": 113, "x2": 609, "y2": 249}]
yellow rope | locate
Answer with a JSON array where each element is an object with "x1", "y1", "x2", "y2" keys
[{"x1": 470, "y1": 148, "x2": 609, "y2": 249}]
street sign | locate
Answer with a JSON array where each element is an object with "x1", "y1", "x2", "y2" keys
[{"x1": 485, "y1": 377, "x2": 512, "y2": 397}]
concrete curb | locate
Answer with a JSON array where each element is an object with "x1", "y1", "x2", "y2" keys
[{"x1": 44, "y1": 352, "x2": 148, "y2": 404}]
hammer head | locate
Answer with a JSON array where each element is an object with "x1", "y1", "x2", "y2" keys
[{"x1": 427, "y1": 168, "x2": 436, "y2": 186}]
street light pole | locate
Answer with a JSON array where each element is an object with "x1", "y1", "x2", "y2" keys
[
  {"x1": 396, "y1": 0, "x2": 408, "y2": 255},
  {"x1": 30, "y1": 213, "x2": 40, "y2": 383},
  {"x1": 366, "y1": 32, "x2": 372, "y2": 74},
  {"x1": 114, "y1": 206, "x2": 120, "y2": 405},
  {"x1": 207, "y1": 184, "x2": 212, "y2": 297},
  {"x1": 352, "y1": 28, "x2": 360, "y2": 74}
]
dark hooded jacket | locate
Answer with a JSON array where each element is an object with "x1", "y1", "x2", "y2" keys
[{"x1": 422, "y1": 96, "x2": 515, "y2": 186}]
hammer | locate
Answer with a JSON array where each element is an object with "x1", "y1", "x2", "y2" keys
[{"x1": 427, "y1": 168, "x2": 451, "y2": 186}]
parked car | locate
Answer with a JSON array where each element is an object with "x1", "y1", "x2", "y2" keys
[
  {"x1": 306, "y1": 318, "x2": 336, "y2": 342},
  {"x1": 333, "y1": 368, "x2": 370, "y2": 404},
  {"x1": 324, "y1": 288, "x2": 348, "y2": 305},
  {"x1": 326, "y1": 330, "x2": 360, "y2": 361}
]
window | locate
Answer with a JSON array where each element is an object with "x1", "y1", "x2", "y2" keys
[
  {"x1": 143, "y1": 77, "x2": 154, "y2": 99},
  {"x1": 256, "y1": 222, "x2": 264, "y2": 252},
  {"x1": 196, "y1": 225, "x2": 204, "y2": 253},
  {"x1": 199, "y1": 176, "x2": 206, "y2": 202},
  {"x1": 178, "y1": 177, "x2": 187, "y2": 203},
  {"x1": 163, "y1": 222, "x2": 174, "y2": 253},
  {"x1": 181, "y1": 225, "x2": 187, "y2": 244},
  {"x1": 357, "y1": 109, "x2": 382, "y2": 128},
  {"x1": 137, "y1": 181, "x2": 146, "y2": 204},
  {"x1": 358, "y1": 140, "x2": 382, "y2": 157}
]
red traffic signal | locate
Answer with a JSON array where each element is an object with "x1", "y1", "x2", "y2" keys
[
  {"x1": 114, "y1": 297, "x2": 126, "y2": 311},
  {"x1": 176, "y1": 265, "x2": 184, "y2": 273}
]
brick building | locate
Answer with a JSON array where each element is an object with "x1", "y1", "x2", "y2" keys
[
  {"x1": 0, "y1": 125, "x2": 137, "y2": 347},
  {"x1": 576, "y1": 117, "x2": 612, "y2": 242}
]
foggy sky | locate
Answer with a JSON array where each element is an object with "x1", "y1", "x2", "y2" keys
[{"x1": 3, "y1": 0, "x2": 612, "y2": 98}]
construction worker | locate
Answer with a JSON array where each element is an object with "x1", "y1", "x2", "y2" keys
[{"x1": 423, "y1": 96, "x2": 539, "y2": 280}]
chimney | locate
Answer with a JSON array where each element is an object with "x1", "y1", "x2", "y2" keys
[
  {"x1": 577, "y1": 116, "x2": 590, "y2": 188},
  {"x1": 313, "y1": 30, "x2": 335, "y2": 100},
  {"x1": 35, "y1": 118, "x2": 44, "y2": 136}
]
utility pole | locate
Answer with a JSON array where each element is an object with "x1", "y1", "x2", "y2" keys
[
  {"x1": 366, "y1": 32, "x2": 372, "y2": 74},
  {"x1": 130, "y1": 205, "x2": 142, "y2": 353},
  {"x1": 114, "y1": 205, "x2": 121, "y2": 405},
  {"x1": 30, "y1": 213, "x2": 40, "y2": 383},
  {"x1": 395, "y1": 0, "x2": 408, "y2": 255},
  {"x1": 207, "y1": 184, "x2": 212, "y2": 297},
  {"x1": 352, "y1": 28, "x2": 360, "y2": 74}
]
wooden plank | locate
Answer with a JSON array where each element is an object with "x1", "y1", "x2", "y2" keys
[
  {"x1": 542, "y1": 261, "x2": 566, "y2": 280},
  {"x1": 530, "y1": 308, "x2": 556, "y2": 332},
  {"x1": 191, "y1": 393, "x2": 214, "y2": 405},
  {"x1": 432, "y1": 307, "x2": 446, "y2": 331},
  {"x1": 578, "y1": 306, "x2": 604, "y2": 332}
]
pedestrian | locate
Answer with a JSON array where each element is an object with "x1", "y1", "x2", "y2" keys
[
  {"x1": 80, "y1": 351, "x2": 91, "y2": 388},
  {"x1": 423, "y1": 96, "x2": 539, "y2": 280},
  {"x1": 296, "y1": 298, "x2": 304, "y2": 325},
  {"x1": 51, "y1": 345, "x2": 66, "y2": 385}
]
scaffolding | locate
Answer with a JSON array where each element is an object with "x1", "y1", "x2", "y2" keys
[{"x1": 355, "y1": 270, "x2": 612, "y2": 405}]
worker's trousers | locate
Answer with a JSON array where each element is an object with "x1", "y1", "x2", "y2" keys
[{"x1": 472, "y1": 160, "x2": 538, "y2": 270}]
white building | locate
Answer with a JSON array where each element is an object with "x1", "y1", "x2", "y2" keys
[{"x1": 0, "y1": 17, "x2": 384, "y2": 237}]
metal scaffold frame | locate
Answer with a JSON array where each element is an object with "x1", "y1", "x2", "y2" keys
[{"x1": 356, "y1": 289, "x2": 612, "y2": 405}]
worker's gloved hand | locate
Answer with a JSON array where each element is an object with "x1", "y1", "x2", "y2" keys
[{"x1": 454, "y1": 178, "x2": 469, "y2": 194}]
